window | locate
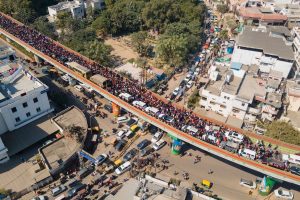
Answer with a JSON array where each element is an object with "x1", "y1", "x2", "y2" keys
[
  {"x1": 241, "y1": 103, "x2": 245, "y2": 106},
  {"x1": 15, "y1": 117, "x2": 20, "y2": 122},
  {"x1": 23, "y1": 102, "x2": 28, "y2": 108},
  {"x1": 36, "y1": 107, "x2": 41, "y2": 112},
  {"x1": 202, "y1": 97, "x2": 207, "y2": 101},
  {"x1": 220, "y1": 105, "x2": 226, "y2": 109},
  {"x1": 26, "y1": 112, "x2": 31, "y2": 117},
  {"x1": 11, "y1": 107, "x2": 17, "y2": 113},
  {"x1": 33, "y1": 97, "x2": 38, "y2": 103}
]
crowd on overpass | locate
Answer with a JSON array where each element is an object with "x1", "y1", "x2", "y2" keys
[{"x1": 0, "y1": 13, "x2": 295, "y2": 174}]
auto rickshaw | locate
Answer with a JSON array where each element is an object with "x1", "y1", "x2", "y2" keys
[
  {"x1": 130, "y1": 124, "x2": 139, "y2": 132},
  {"x1": 201, "y1": 179, "x2": 212, "y2": 189},
  {"x1": 114, "y1": 159, "x2": 122, "y2": 167}
]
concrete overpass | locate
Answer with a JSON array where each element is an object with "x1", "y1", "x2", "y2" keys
[{"x1": 0, "y1": 17, "x2": 300, "y2": 186}]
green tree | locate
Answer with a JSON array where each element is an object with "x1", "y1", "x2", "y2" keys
[
  {"x1": 217, "y1": 4, "x2": 229, "y2": 14},
  {"x1": 32, "y1": 16, "x2": 57, "y2": 39},
  {"x1": 131, "y1": 31, "x2": 150, "y2": 57},
  {"x1": 142, "y1": 0, "x2": 182, "y2": 32},
  {"x1": 84, "y1": 40, "x2": 112, "y2": 66},
  {"x1": 265, "y1": 121, "x2": 300, "y2": 146},
  {"x1": 156, "y1": 35, "x2": 189, "y2": 67},
  {"x1": 136, "y1": 57, "x2": 148, "y2": 84},
  {"x1": 92, "y1": 11, "x2": 112, "y2": 37}
]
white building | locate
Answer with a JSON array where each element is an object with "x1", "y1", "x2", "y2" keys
[
  {"x1": 0, "y1": 61, "x2": 53, "y2": 163},
  {"x1": 232, "y1": 26, "x2": 294, "y2": 79},
  {"x1": 200, "y1": 62, "x2": 284, "y2": 129},
  {"x1": 292, "y1": 27, "x2": 300, "y2": 77},
  {"x1": 48, "y1": 0, "x2": 104, "y2": 21}
]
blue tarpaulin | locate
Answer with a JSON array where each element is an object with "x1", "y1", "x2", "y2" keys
[
  {"x1": 194, "y1": 56, "x2": 201, "y2": 62},
  {"x1": 231, "y1": 62, "x2": 242, "y2": 70}
]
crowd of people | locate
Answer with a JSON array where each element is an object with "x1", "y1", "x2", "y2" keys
[{"x1": 0, "y1": 13, "x2": 290, "y2": 172}]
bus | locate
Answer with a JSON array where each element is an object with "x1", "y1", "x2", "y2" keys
[{"x1": 66, "y1": 61, "x2": 92, "y2": 78}]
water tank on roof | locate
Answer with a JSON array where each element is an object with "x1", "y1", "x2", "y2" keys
[
  {"x1": 226, "y1": 70, "x2": 233, "y2": 83},
  {"x1": 210, "y1": 71, "x2": 219, "y2": 81}
]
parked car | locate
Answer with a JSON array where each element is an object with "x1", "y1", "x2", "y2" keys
[
  {"x1": 151, "y1": 132, "x2": 164, "y2": 143},
  {"x1": 137, "y1": 139, "x2": 150, "y2": 150},
  {"x1": 67, "y1": 183, "x2": 86, "y2": 198},
  {"x1": 115, "y1": 161, "x2": 131, "y2": 175},
  {"x1": 123, "y1": 148, "x2": 138, "y2": 161},
  {"x1": 186, "y1": 80, "x2": 194, "y2": 89},
  {"x1": 126, "y1": 118, "x2": 138, "y2": 127},
  {"x1": 104, "y1": 104, "x2": 113, "y2": 113},
  {"x1": 239, "y1": 178, "x2": 256, "y2": 189},
  {"x1": 153, "y1": 139, "x2": 166, "y2": 151},
  {"x1": 141, "y1": 146, "x2": 154, "y2": 157},
  {"x1": 184, "y1": 74, "x2": 192, "y2": 82},
  {"x1": 274, "y1": 189, "x2": 294, "y2": 200},
  {"x1": 290, "y1": 166, "x2": 300, "y2": 176},
  {"x1": 115, "y1": 139, "x2": 127, "y2": 151},
  {"x1": 31, "y1": 196, "x2": 47, "y2": 200},
  {"x1": 172, "y1": 87, "x2": 180, "y2": 96},
  {"x1": 117, "y1": 129, "x2": 127, "y2": 139},
  {"x1": 94, "y1": 153, "x2": 108, "y2": 166},
  {"x1": 74, "y1": 85, "x2": 84, "y2": 92},
  {"x1": 51, "y1": 185, "x2": 67, "y2": 197}
]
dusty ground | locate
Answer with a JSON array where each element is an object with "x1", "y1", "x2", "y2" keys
[{"x1": 104, "y1": 36, "x2": 138, "y2": 64}]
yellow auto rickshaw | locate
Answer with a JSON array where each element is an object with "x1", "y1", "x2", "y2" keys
[
  {"x1": 114, "y1": 159, "x2": 122, "y2": 167},
  {"x1": 130, "y1": 124, "x2": 139, "y2": 132},
  {"x1": 201, "y1": 179, "x2": 212, "y2": 189}
]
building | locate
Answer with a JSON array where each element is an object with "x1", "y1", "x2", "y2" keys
[
  {"x1": 48, "y1": 0, "x2": 104, "y2": 21},
  {"x1": 232, "y1": 26, "x2": 294, "y2": 79},
  {"x1": 199, "y1": 61, "x2": 284, "y2": 129},
  {"x1": 0, "y1": 60, "x2": 53, "y2": 162},
  {"x1": 292, "y1": 26, "x2": 300, "y2": 77},
  {"x1": 287, "y1": 81, "x2": 300, "y2": 111}
]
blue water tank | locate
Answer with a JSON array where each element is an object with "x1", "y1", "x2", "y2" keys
[{"x1": 227, "y1": 45, "x2": 234, "y2": 54}]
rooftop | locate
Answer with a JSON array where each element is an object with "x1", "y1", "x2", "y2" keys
[
  {"x1": 237, "y1": 74, "x2": 266, "y2": 102},
  {"x1": 48, "y1": 1, "x2": 82, "y2": 11},
  {"x1": 239, "y1": 7, "x2": 288, "y2": 21},
  {"x1": 0, "y1": 46, "x2": 15, "y2": 59},
  {"x1": 66, "y1": 61, "x2": 91, "y2": 74},
  {"x1": 265, "y1": 92, "x2": 282, "y2": 108},
  {"x1": 1, "y1": 114, "x2": 57, "y2": 156},
  {"x1": 0, "y1": 63, "x2": 46, "y2": 101},
  {"x1": 237, "y1": 26, "x2": 294, "y2": 60},
  {"x1": 205, "y1": 65, "x2": 243, "y2": 96}
]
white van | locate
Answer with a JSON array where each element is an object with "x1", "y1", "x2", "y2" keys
[
  {"x1": 145, "y1": 107, "x2": 160, "y2": 116},
  {"x1": 241, "y1": 149, "x2": 256, "y2": 160},
  {"x1": 132, "y1": 101, "x2": 147, "y2": 109},
  {"x1": 187, "y1": 126, "x2": 198, "y2": 135},
  {"x1": 119, "y1": 93, "x2": 134, "y2": 102},
  {"x1": 282, "y1": 154, "x2": 300, "y2": 165},
  {"x1": 115, "y1": 161, "x2": 131, "y2": 175},
  {"x1": 117, "y1": 116, "x2": 129, "y2": 123}
]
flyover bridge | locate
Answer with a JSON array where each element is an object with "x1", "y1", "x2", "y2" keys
[{"x1": 0, "y1": 13, "x2": 300, "y2": 186}]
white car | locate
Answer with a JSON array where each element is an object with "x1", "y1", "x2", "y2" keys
[
  {"x1": 74, "y1": 85, "x2": 84, "y2": 92},
  {"x1": 153, "y1": 139, "x2": 166, "y2": 151},
  {"x1": 184, "y1": 74, "x2": 192, "y2": 82},
  {"x1": 172, "y1": 87, "x2": 180, "y2": 96},
  {"x1": 31, "y1": 196, "x2": 47, "y2": 200},
  {"x1": 239, "y1": 178, "x2": 256, "y2": 189},
  {"x1": 115, "y1": 161, "x2": 131, "y2": 175},
  {"x1": 151, "y1": 132, "x2": 164, "y2": 143},
  {"x1": 186, "y1": 81, "x2": 194, "y2": 89},
  {"x1": 274, "y1": 189, "x2": 294, "y2": 200},
  {"x1": 117, "y1": 129, "x2": 127, "y2": 139}
]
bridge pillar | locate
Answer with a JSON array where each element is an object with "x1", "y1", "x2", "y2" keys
[{"x1": 168, "y1": 134, "x2": 183, "y2": 155}]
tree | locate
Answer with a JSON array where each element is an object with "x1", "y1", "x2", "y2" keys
[
  {"x1": 84, "y1": 40, "x2": 112, "y2": 66},
  {"x1": 131, "y1": 31, "x2": 150, "y2": 57},
  {"x1": 67, "y1": 125, "x2": 85, "y2": 143},
  {"x1": 32, "y1": 16, "x2": 57, "y2": 39},
  {"x1": 55, "y1": 11, "x2": 73, "y2": 30},
  {"x1": 265, "y1": 121, "x2": 300, "y2": 146},
  {"x1": 135, "y1": 57, "x2": 148, "y2": 84},
  {"x1": 156, "y1": 35, "x2": 189, "y2": 67},
  {"x1": 92, "y1": 11, "x2": 111, "y2": 38},
  {"x1": 142, "y1": 0, "x2": 182, "y2": 32},
  {"x1": 217, "y1": 4, "x2": 229, "y2": 14}
]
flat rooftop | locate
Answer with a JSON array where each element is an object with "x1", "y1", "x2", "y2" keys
[
  {"x1": 0, "y1": 46, "x2": 15, "y2": 59},
  {"x1": 52, "y1": 106, "x2": 88, "y2": 131},
  {"x1": 0, "y1": 63, "x2": 46, "y2": 100},
  {"x1": 41, "y1": 136, "x2": 79, "y2": 170},
  {"x1": 1, "y1": 114, "x2": 58, "y2": 156},
  {"x1": 49, "y1": 1, "x2": 81, "y2": 11},
  {"x1": 205, "y1": 65, "x2": 243, "y2": 96},
  {"x1": 237, "y1": 27, "x2": 294, "y2": 60},
  {"x1": 237, "y1": 74, "x2": 266, "y2": 102}
]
